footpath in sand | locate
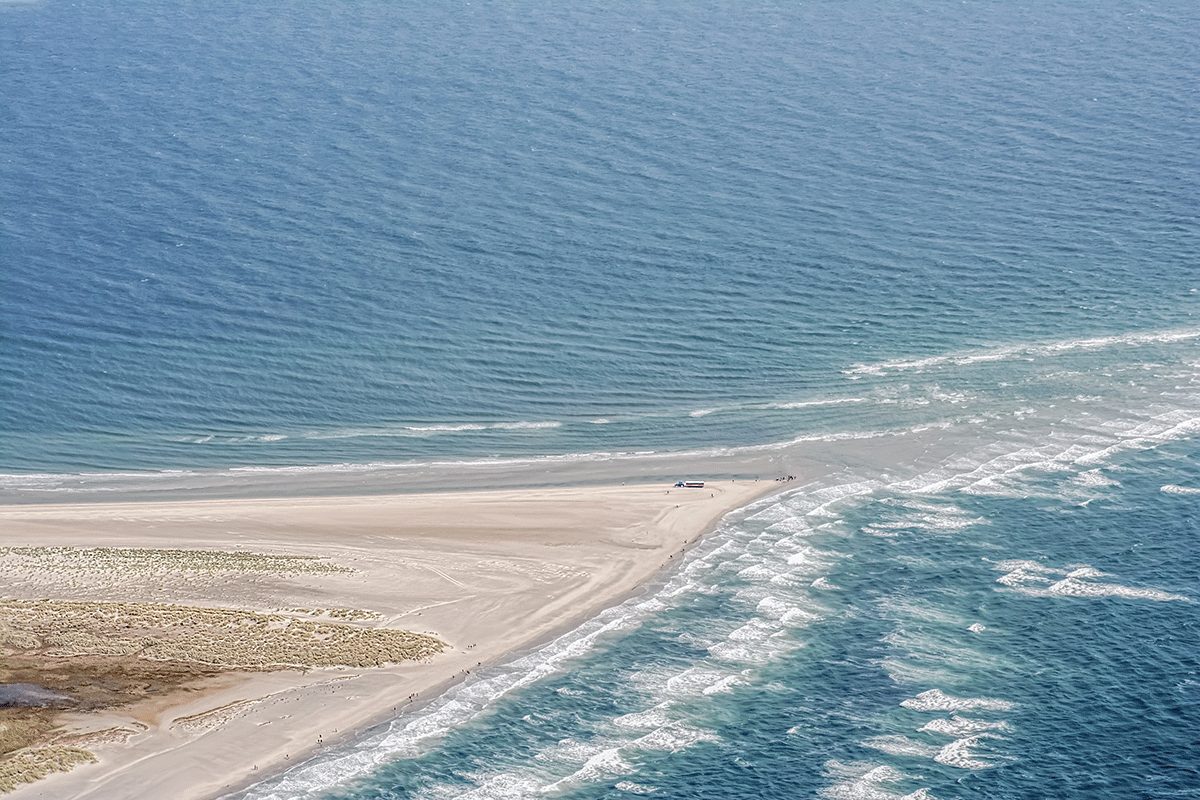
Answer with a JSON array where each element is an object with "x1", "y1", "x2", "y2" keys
[{"x1": 0, "y1": 480, "x2": 771, "y2": 800}]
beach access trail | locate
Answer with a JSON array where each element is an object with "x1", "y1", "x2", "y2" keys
[{"x1": 0, "y1": 480, "x2": 773, "y2": 800}]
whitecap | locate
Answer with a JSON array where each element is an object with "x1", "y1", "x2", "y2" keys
[
  {"x1": 781, "y1": 605, "x2": 824, "y2": 626},
  {"x1": 702, "y1": 674, "x2": 747, "y2": 695},
  {"x1": 426, "y1": 771, "x2": 543, "y2": 799},
  {"x1": 862, "y1": 735, "x2": 939, "y2": 758},
  {"x1": 1069, "y1": 468, "x2": 1119, "y2": 489},
  {"x1": 995, "y1": 568, "x2": 1055, "y2": 587},
  {"x1": 933, "y1": 735, "x2": 1004, "y2": 769},
  {"x1": 756, "y1": 596, "x2": 795, "y2": 620},
  {"x1": 920, "y1": 716, "x2": 1011, "y2": 737},
  {"x1": 991, "y1": 559, "x2": 1061, "y2": 574},
  {"x1": 542, "y1": 747, "x2": 632, "y2": 793},
  {"x1": 900, "y1": 689, "x2": 1015, "y2": 712},
  {"x1": 612, "y1": 704, "x2": 672, "y2": 730},
  {"x1": 765, "y1": 397, "x2": 866, "y2": 410},
  {"x1": 819, "y1": 762, "x2": 935, "y2": 800},
  {"x1": 786, "y1": 548, "x2": 825, "y2": 567},
  {"x1": 727, "y1": 618, "x2": 779, "y2": 643},
  {"x1": 707, "y1": 640, "x2": 772, "y2": 665},
  {"x1": 739, "y1": 563, "x2": 786, "y2": 581},
  {"x1": 491, "y1": 420, "x2": 562, "y2": 430},
  {"x1": 1047, "y1": 577, "x2": 1189, "y2": 602},
  {"x1": 844, "y1": 326, "x2": 1200, "y2": 376},
  {"x1": 746, "y1": 504, "x2": 793, "y2": 524},
  {"x1": 765, "y1": 516, "x2": 816, "y2": 536},
  {"x1": 614, "y1": 781, "x2": 659, "y2": 794},
  {"x1": 665, "y1": 667, "x2": 731, "y2": 696},
  {"x1": 633, "y1": 724, "x2": 719, "y2": 753}
]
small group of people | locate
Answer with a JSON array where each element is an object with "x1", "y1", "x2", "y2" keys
[{"x1": 775, "y1": 475, "x2": 796, "y2": 482}]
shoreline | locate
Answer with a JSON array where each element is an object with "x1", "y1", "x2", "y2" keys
[{"x1": 0, "y1": 478, "x2": 783, "y2": 799}]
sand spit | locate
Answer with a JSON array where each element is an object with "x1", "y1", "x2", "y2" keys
[{"x1": 0, "y1": 480, "x2": 771, "y2": 799}]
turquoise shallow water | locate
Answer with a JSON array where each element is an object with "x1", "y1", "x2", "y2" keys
[
  {"x1": 3, "y1": 1, "x2": 1199, "y2": 797},
  {"x1": 240, "y1": 443, "x2": 1200, "y2": 800}
]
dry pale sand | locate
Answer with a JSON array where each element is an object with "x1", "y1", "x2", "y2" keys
[{"x1": 0, "y1": 479, "x2": 774, "y2": 800}]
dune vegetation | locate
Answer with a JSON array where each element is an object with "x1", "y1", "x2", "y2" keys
[{"x1": 0, "y1": 589, "x2": 444, "y2": 793}]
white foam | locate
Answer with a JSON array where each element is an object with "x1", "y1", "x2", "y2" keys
[
  {"x1": 845, "y1": 326, "x2": 1200, "y2": 376},
  {"x1": 900, "y1": 689, "x2": 1015, "y2": 712},
  {"x1": 996, "y1": 568, "x2": 1055, "y2": 587},
  {"x1": 765, "y1": 397, "x2": 867, "y2": 410},
  {"x1": 703, "y1": 674, "x2": 747, "y2": 695},
  {"x1": 920, "y1": 716, "x2": 1011, "y2": 737},
  {"x1": 967, "y1": 623, "x2": 986, "y2": 633},
  {"x1": 996, "y1": 559, "x2": 1189, "y2": 602},
  {"x1": 1072, "y1": 410, "x2": 1200, "y2": 466},
  {"x1": 992, "y1": 559, "x2": 1061, "y2": 575},
  {"x1": 542, "y1": 746, "x2": 632, "y2": 793},
  {"x1": 739, "y1": 563, "x2": 787, "y2": 581},
  {"x1": 614, "y1": 781, "x2": 659, "y2": 794},
  {"x1": 1069, "y1": 468, "x2": 1119, "y2": 489},
  {"x1": 765, "y1": 516, "x2": 816, "y2": 536},
  {"x1": 707, "y1": 640, "x2": 775, "y2": 665},
  {"x1": 786, "y1": 546, "x2": 832, "y2": 568},
  {"x1": 934, "y1": 735, "x2": 1004, "y2": 769},
  {"x1": 404, "y1": 423, "x2": 489, "y2": 432},
  {"x1": 491, "y1": 420, "x2": 562, "y2": 430},
  {"x1": 746, "y1": 504, "x2": 793, "y2": 524},
  {"x1": 727, "y1": 618, "x2": 780, "y2": 644},
  {"x1": 756, "y1": 596, "x2": 797, "y2": 620},
  {"x1": 862, "y1": 735, "x2": 939, "y2": 758},
  {"x1": 665, "y1": 667, "x2": 732, "y2": 696},
  {"x1": 1162, "y1": 484, "x2": 1200, "y2": 494},
  {"x1": 819, "y1": 762, "x2": 935, "y2": 800},
  {"x1": 632, "y1": 723, "x2": 719, "y2": 753},
  {"x1": 880, "y1": 413, "x2": 1200, "y2": 501},
  {"x1": 867, "y1": 504, "x2": 986, "y2": 534},
  {"x1": 239, "y1": 576, "x2": 681, "y2": 798},
  {"x1": 612, "y1": 704, "x2": 672, "y2": 730},
  {"x1": 1047, "y1": 577, "x2": 1189, "y2": 602},
  {"x1": 425, "y1": 771, "x2": 543, "y2": 799},
  {"x1": 802, "y1": 480, "x2": 885, "y2": 517}
]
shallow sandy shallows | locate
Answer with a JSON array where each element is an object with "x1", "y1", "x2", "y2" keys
[{"x1": 0, "y1": 480, "x2": 769, "y2": 800}]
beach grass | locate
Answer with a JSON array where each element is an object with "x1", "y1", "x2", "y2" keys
[
  {"x1": 0, "y1": 597, "x2": 445, "y2": 792},
  {"x1": 0, "y1": 599, "x2": 444, "y2": 669}
]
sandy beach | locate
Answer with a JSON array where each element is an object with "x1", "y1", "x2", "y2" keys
[{"x1": 0, "y1": 479, "x2": 774, "y2": 799}]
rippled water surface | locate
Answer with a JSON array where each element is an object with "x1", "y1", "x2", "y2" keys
[{"x1": 3, "y1": 1, "x2": 1198, "y2": 798}]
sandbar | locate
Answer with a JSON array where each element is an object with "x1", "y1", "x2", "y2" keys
[{"x1": 0, "y1": 479, "x2": 774, "y2": 799}]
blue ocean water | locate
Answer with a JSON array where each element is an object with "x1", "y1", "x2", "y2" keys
[{"x1": 3, "y1": 0, "x2": 1199, "y2": 798}]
